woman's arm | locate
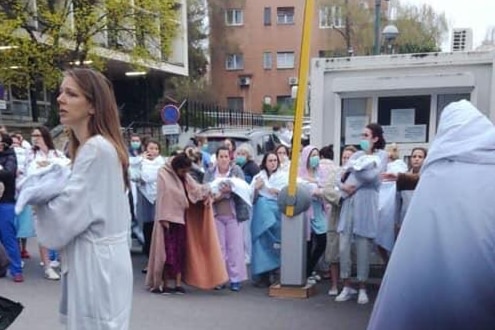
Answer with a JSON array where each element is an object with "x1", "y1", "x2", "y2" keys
[
  {"x1": 34, "y1": 141, "x2": 101, "y2": 250},
  {"x1": 396, "y1": 173, "x2": 420, "y2": 191}
]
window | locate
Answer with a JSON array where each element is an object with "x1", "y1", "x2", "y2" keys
[
  {"x1": 277, "y1": 7, "x2": 294, "y2": 25},
  {"x1": 225, "y1": 54, "x2": 244, "y2": 70},
  {"x1": 225, "y1": 9, "x2": 243, "y2": 26},
  {"x1": 378, "y1": 96, "x2": 431, "y2": 143},
  {"x1": 340, "y1": 98, "x2": 372, "y2": 154},
  {"x1": 277, "y1": 95, "x2": 293, "y2": 110},
  {"x1": 227, "y1": 97, "x2": 244, "y2": 112},
  {"x1": 276, "y1": 52, "x2": 295, "y2": 69},
  {"x1": 319, "y1": 6, "x2": 344, "y2": 29},
  {"x1": 263, "y1": 52, "x2": 272, "y2": 69},
  {"x1": 264, "y1": 7, "x2": 271, "y2": 25}
]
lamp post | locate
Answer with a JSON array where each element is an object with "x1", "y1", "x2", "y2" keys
[
  {"x1": 373, "y1": 0, "x2": 390, "y2": 55},
  {"x1": 382, "y1": 24, "x2": 399, "y2": 54}
]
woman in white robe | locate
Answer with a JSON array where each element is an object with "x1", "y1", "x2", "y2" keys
[
  {"x1": 34, "y1": 68, "x2": 133, "y2": 330},
  {"x1": 368, "y1": 100, "x2": 495, "y2": 330}
]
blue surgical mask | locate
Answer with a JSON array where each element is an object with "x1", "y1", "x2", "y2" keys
[
  {"x1": 235, "y1": 155, "x2": 247, "y2": 166},
  {"x1": 201, "y1": 144, "x2": 209, "y2": 152},
  {"x1": 309, "y1": 156, "x2": 320, "y2": 168},
  {"x1": 360, "y1": 140, "x2": 370, "y2": 152},
  {"x1": 130, "y1": 141, "x2": 141, "y2": 150}
]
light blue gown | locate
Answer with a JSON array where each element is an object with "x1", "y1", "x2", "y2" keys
[{"x1": 250, "y1": 196, "x2": 281, "y2": 276}]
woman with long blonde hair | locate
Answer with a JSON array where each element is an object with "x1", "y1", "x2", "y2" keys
[{"x1": 34, "y1": 68, "x2": 132, "y2": 329}]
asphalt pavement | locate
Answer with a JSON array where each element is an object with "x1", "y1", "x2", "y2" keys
[{"x1": 0, "y1": 240, "x2": 375, "y2": 330}]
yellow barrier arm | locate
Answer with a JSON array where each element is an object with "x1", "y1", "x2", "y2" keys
[{"x1": 285, "y1": 0, "x2": 314, "y2": 217}]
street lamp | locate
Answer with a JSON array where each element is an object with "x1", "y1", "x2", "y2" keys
[
  {"x1": 382, "y1": 24, "x2": 399, "y2": 54},
  {"x1": 373, "y1": 0, "x2": 390, "y2": 55}
]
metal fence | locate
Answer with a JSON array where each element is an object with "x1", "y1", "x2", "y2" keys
[{"x1": 179, "y1": 100, "x2": 265, "y2": 131}]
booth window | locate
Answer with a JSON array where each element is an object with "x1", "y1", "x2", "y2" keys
[
  {"x1": 378, "y1": 96, "x2": 431, "y2": 144},
  {"x1": 340, "y1": 98, "x2": 372, "y2": 155}
]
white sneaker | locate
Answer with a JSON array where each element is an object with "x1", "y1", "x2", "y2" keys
[
  {"x1": 45, "y1": 267, "x2": 60, "y2": 281},
  {"x1": 311, "y1": 272, "x2": 322, "y2": 282},
  {"x1": 327, "y1": 287, "x2": 339, "y2": 296},
  {"x1": 357, "y1": 289, "x2": 369, "y2": 304},
  {"x1": 50, "y1": 260, "x2": 60, "y2": 269},
  {"x1": 335, "y1": 286, "x2": 357, "y2": 302},
  {"x1": 306, "y1": 276, "x2": 317, "y2": 285}
]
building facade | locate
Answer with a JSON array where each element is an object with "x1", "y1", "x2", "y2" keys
[
  {"x1": 0, "y1": 0, "x2": 188, "y2": 127},
  {"x1": 208, "y1": 0, "x2": 384, "y2": 113}
]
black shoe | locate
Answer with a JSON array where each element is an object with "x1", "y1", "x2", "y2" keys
[
  {"x1": 150, "y1": 288, "x2": 163, "y2": 294},
  {"x1": 141, "y1": 267, "x2": 148, "y2": 274},
  {"x1": 162, "y1": 287, "x2": 174, "y2": 295},
  {"x1": 174, "y1": 286, "x2": 186, "y2": 295},
  {"x1": 214, "y1": 284, "x2": 226, "y2": 290}
]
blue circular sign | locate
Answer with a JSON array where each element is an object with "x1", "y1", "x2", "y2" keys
[{"x1": 161, "y1": 105, "x2": 180, "y2": 124}]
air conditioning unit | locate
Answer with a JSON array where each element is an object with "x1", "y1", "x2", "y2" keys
[
  {"x1": 288, "y1": 77, "x2": 298, "y2": 86},
  {"x1": 239, "y1": 77, "x2": 251, "y2": 87}
]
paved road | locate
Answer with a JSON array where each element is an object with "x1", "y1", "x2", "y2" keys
[{"x1": 0, "y1": 240, "x2": 376, "y2": 330}]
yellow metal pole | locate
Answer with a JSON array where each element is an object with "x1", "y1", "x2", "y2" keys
[{"x1": 285, "y1": 0, "x2": 314, "y2": 217}]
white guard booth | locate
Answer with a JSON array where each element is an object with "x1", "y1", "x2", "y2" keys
[{"x1": 309, "y1": 51, "x2": 495, "y2": 162}]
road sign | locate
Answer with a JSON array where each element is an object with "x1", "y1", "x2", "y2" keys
[
  {"x1": 161, "y1": 124, "x2": 180, "y2": 135},
  {"x1": 161, "y1": 104, "x2": 180, "y2": 124}
]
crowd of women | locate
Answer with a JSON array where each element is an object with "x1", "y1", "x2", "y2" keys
[
  {"x1": 127, "y1": 122, "x2": 427, "y2": 305},
  {"x1": 0, "y1": 120, "x2": 427, "y2": 306},
  {"x1": 0, "y1": 126, "x2": 70, "y2": 283}
]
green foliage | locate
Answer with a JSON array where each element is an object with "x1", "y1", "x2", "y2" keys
[
  {"x1": 0, "y1": 0, "x2": 180, "y2": 96},
  {"x1": 166, "y1": 0, "x2": 212, "y2": 102},
  {"x1": 319, "y1": 0, "x2": 448, "y2": 56}
]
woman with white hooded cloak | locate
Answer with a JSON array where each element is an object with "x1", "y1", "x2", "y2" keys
[{"x1": 367, "y1": 100, "x2": 495, "y2": 330}]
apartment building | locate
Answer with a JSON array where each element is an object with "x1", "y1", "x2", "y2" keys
[
  {"x1": 208, "y1": 0, "x2": 385, "y2": 114},
  {"x1": 0, "y1": 0, "x2": 188, "y2": 126}
]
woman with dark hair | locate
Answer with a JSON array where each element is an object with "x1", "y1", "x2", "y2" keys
[
  {"x1": 184, "y1": 146, "x2": 204, "y2": 183},
  {"x1": 0, "y1": 133, "x2": 22, "y2": 282},
  {"x1": 205, "y1": 146, "x2": 249, "y2": 291},
  {"x1": 250, "y1": 151, "x2": 288, "y2": 287},
  {"x1": 382, "y1": 147, "x2": 428, "y2": 236},
  {"x1": 26, "y1": 126, "x2": 67, "y2": 281},
  {"x1": 275, "y1": 144, "x2": 291, "y2": 171},
  {"x1": 136, "y1": 139, "x2": 165, "y2": 273},
  {"x1": 147, "y1": 153, "x2": 227, "y2": 294},
  {"x1": 335, "y1": 123, "x2": 388, "y2": 305},
  {"x1": 223, "y1": 138, "x2": 236, "y2": 161}
]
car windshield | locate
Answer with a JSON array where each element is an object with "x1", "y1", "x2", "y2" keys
[{"x1": 205, "y1": 137, "x2": 250, "y2": 155}]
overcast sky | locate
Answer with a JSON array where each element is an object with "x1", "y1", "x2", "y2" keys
[{"x1": 402, "y1": 0, "x2": 494, "y2": 50}]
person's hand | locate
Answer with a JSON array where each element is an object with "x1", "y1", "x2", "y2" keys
[
  {"x1": 312, "y1": 188, "x2": 322, "y2": 197},
  {"x1": 161, "y1": 220, "x2": 170, "y2": 230},
  {"x1": 268, "y1": 187, "x2": 279, "y2": 196},
  {"x1": 381, "y1": 172, "x2": 398, "y2": 182},
  {"x1": 254, "y1": 177, "x2": 264, "y2": 190},
  {"x1": 36, "y1": 160, "x2": 50, "y2": 168},
  {"x1": 204, "y1": 195, "x2": 213, "y2": 206},
  {"x1": 142, "y1": 152, "x2": 152, "y2": 160},
  {"x1": 342, "y1": 184, "x2": 356, "y2": 196},
  {"x1": 219, "y1": 182, "x2": 232, "y2": 194}
]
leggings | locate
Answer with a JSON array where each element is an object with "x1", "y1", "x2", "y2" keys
[{"x1": 306, "y1": 233, "x2": 327, "y2": 277}]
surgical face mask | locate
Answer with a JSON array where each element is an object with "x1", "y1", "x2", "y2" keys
[
  {"x1": 201, "y1": 144, "x2": 209, "y2": 152},
  {"x1": 235, "y1": 155, "x2": 247, "y2": 166},
  {"x1": 130, "y1": 141, "x2": 141, "y2": 150},
  {"x1": 360, "y1": 139, "x2": 370, "y2": 152},
  {"x1": 309, "y1": 156, "x2": 319, "y2": 168}
]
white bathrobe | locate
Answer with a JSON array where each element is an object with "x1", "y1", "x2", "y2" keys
[
  {"x1": 35, "y1": 136, "x2": 133, "y2": 330},
  {"x1": 368, "y1": 100, "x2": 495, "y2": 330}
]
